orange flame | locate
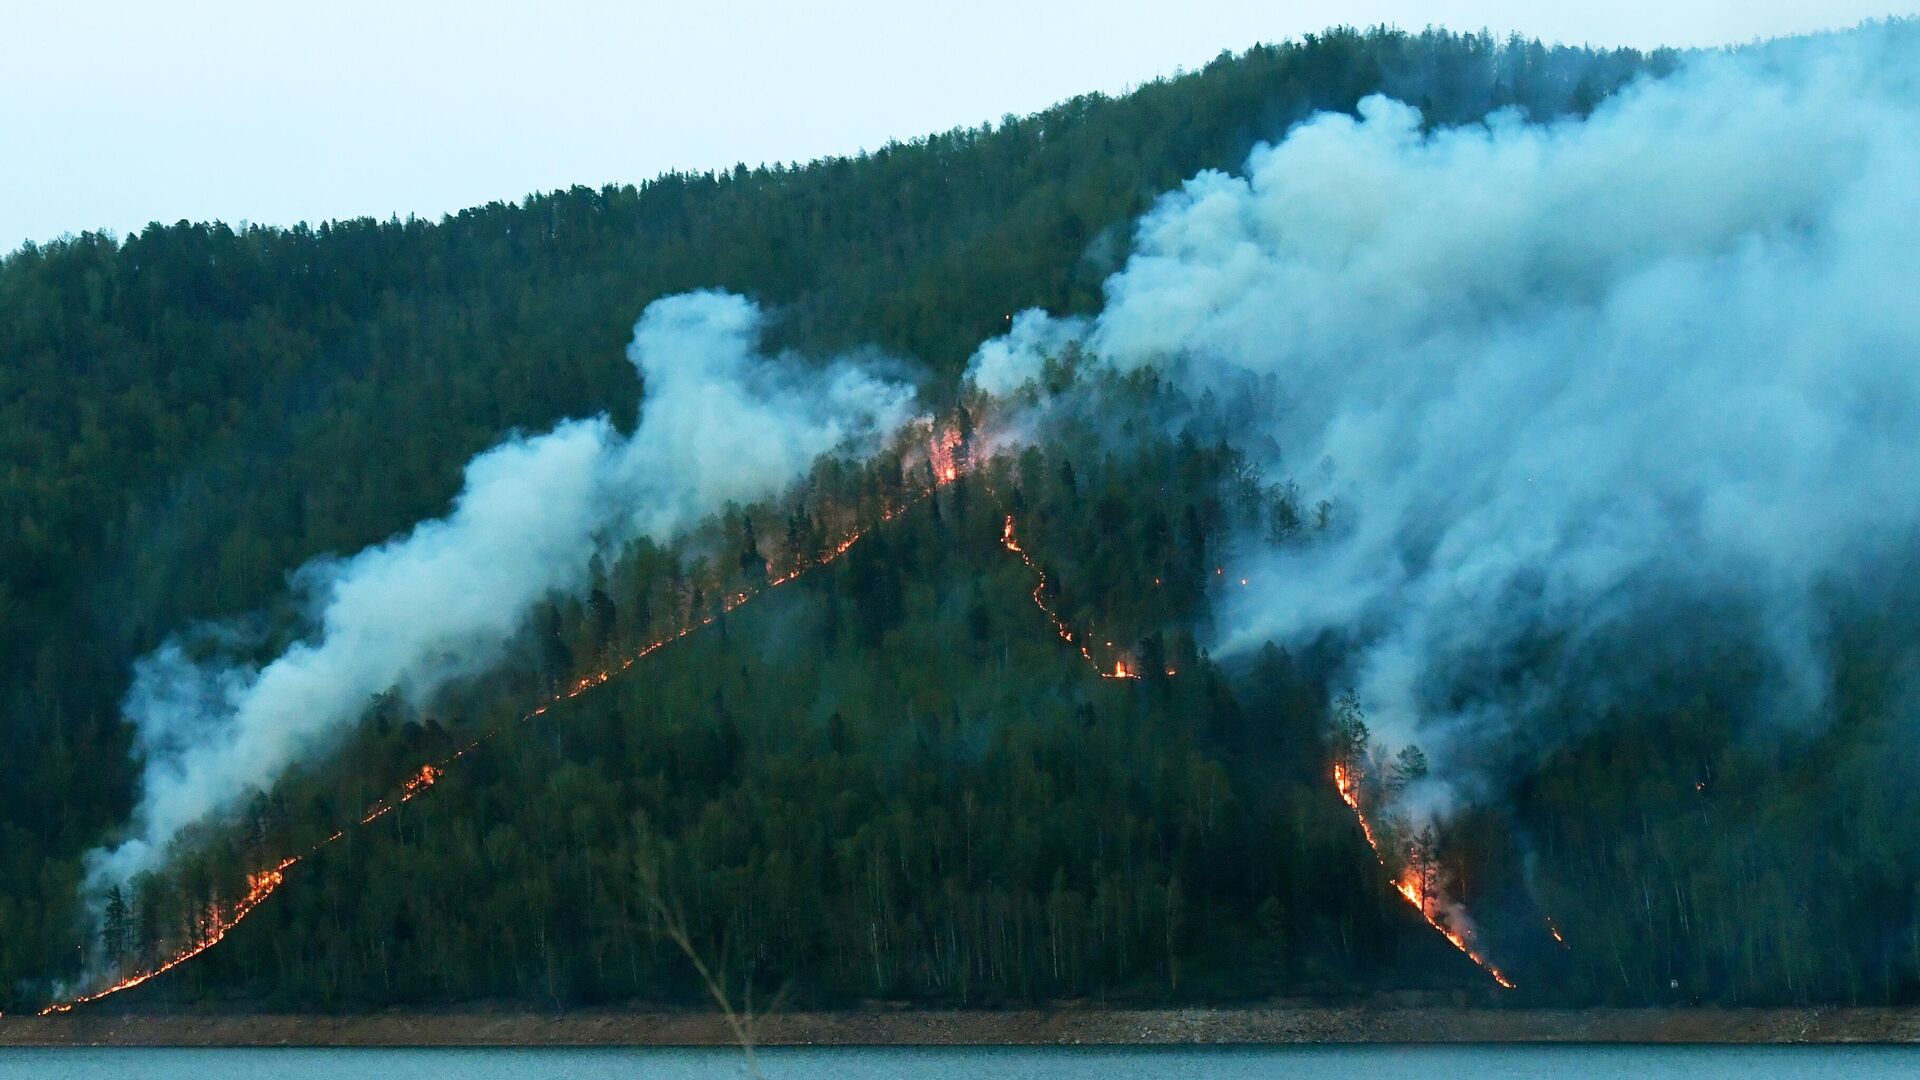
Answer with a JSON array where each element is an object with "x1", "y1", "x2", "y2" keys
[
  {"x1": 43, "y1": 468, "x2": 959, "y2": 1015},
  {"x1": 1331, "y1": 761, "x2": 1515, "y2": 990},
  {"x1": 1003, "y1": 492, "x2": 1515, "y2": 991},
  {"x1": 47, "y1": 454, "x2": 1507, "y2": 1015},
  {"x1": 929, "y1": 425, "x2": 964, "y2": 486},
  {"x1": 1000, "y1": 516, "x2": 1140, "y2": 681},
  {"x1": 40, "y1": 855, "x2": 299, "y2": 1015},
  {"x1": 1333, "y1": 761, "x2": 1384, "y2": 858}
]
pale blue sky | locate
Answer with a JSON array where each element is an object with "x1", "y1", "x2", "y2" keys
[{"x1": 3, "y1": 0, "x2": 1912, "y2": 249}]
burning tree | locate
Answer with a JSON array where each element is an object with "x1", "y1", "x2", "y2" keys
[{"x1": 1325, "y1": 691, "x2": 1512, "y2": 989}]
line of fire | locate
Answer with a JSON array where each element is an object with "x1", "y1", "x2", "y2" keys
[
  {"x1": 1333, "y1": 762, "x2": 1515, "y2": 989},
  {"x1": 42, "y1": 416, "x2": 1518, "y2": 1013}
]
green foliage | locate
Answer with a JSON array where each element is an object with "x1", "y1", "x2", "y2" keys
[
  {"x1": 70, "y1": 427, "x2": 1458, "y2": 1009},
  {"x1": 0, "y1": 28, "x2": 1694, "y2": 1011}
]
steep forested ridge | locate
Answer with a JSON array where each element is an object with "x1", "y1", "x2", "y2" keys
[
  {"x1": 41, "y1": 26, "x2": 1920, "y2": 1016},
  {"x1": 90, "y1": 417, "x2": 1449, "y2": 1009}
]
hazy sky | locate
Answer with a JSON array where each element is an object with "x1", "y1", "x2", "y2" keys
[{"x1": 4, "y1": 1, "x2": 1912, "y2": 249}]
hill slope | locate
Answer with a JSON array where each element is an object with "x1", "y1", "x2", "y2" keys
[{"x1": 2, "y1": 28, "x2": 1684, "y2": 1011}]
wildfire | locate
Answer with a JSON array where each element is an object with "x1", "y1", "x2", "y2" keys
[
  {"x1": 929, "y1": 424, "x2": 965, "y2": 486},
  {"x1": 1000, "y1": 515, "x2": 1141, "y2": 681},
  {"x1": 40, "y1": 856, "x2": 299, "y2": 1015},
  {"x1": 358, "y1": 763, "x2": 445, "y2": 825},
  {"x1": 1331, "y1": 761, "x2": 1515, "y2": 990},
  {"x1": 1002, "y1": 492, "x2": 1513, "y2": 991},
  {"x1": 41, "y1": 460, "x2": 960, "y2": 1016},
  {"x1": 47, "y1": 433, "x2": 1506, "y2": 1015},
  {"x1": 1332, "y1": 761, "x2": 1385, "y2": 859}
]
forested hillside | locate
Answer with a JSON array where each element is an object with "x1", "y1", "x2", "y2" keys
[
  {"x1": 51, "y1": 24, "x2": 1916, "y2": 1016},
  {"x1": 88, "y1": 402, "x2": 1480, "y2": 1009}
]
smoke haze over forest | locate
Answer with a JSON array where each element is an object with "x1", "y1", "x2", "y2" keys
[
  {"x1": 89, "y1": 292, "x2": 913, "y2": 895},
  {"x1": 971, "y1": 23, "x2": 1920, "y2": 811},
  {"x1": 8, "y1": 20, "x2": 1920, "y2": 1015}
]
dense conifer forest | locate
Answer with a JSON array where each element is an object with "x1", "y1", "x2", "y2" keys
[{"x1": 13, "y1": 26, "x2": 1919, "y2": 1014}]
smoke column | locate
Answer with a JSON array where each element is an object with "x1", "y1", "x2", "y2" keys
[
  {"x1": 90, "y1": 290, "x2": 914, "y2": 894},
  {"x1": 970, "y1": 23, "x2": 1920, "y2": 806}
]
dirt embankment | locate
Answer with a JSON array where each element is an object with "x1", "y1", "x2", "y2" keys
[{"x1": 6, "y1": 1005, "x2": 1920, "y2": 1046}]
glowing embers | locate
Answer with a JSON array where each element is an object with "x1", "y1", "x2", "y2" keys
[
  {"x1": 1332, "y1": 761, "x2": 1384, "y2": 856},
  {"x1": 929, "y1": 424, "x2": 965, "y2": 485},
  {"x1": 1331, "y1": 760, "x2": 1515, "y2": 990},
  {"x1": 62, "y1": 761, "x2": 468, "y2": 1005},
  {"x1": 39, "y1": 856, "x2": 300, "y2": 1015},
  {"x1": 358, "y1": 763, "x2": 445, "y2": 825},
  {"x1": 44, "y1": 476, "x2": 947, "y2": 1015},
  {"x1": 998, "y1": 506, "x2": 1519, "y2": 988},
  {"x1": 998, "y1": 515, "x2": 1158, "y2": 681}
]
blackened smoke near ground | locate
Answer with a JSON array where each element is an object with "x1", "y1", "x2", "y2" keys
[
  {"x1": 971, "y1": 22, "x2": 1920, "y2": 810},
  {"x1": 88, "y1": 291, "x2": 914, "y2": 899}
]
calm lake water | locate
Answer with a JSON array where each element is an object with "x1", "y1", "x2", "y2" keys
[{"x1": 1, "y1": 1045, "x2": 1916, "y2": 1079}]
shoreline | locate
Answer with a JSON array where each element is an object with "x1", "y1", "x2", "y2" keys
[{"x1": 5, "y1": 1006, "x2": 1920, "y2": 1047}]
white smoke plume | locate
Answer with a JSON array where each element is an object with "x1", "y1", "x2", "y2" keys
[
  {"x1": 970, "y1": 309, "x2": 1088, "y2": 397},
  {"x1": 969, "y1": 23, "x2": 1920, "y2": 802},
  {"x1": 90, "y1": 289, "x2": 914, "y2": 893}
]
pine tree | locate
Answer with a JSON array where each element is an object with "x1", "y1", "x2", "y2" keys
[{"x1": 101, "y1": 885, "x2": 130, "y2": 967}]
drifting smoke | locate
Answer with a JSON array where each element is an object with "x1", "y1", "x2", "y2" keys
[
  {"x1": 970, "y1": 24, "x2": 1920, "y2": 806},
  {"x1": 90, "y1": 290, "x2": 914, "y2": 895}
]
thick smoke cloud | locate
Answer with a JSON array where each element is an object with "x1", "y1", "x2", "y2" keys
[
  {"x1": 971, "y1": 25, "x2": 1920, "y2": 804},
  {"x1": 91, "y1": 290, "x2": 914, "y2": 893}
]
